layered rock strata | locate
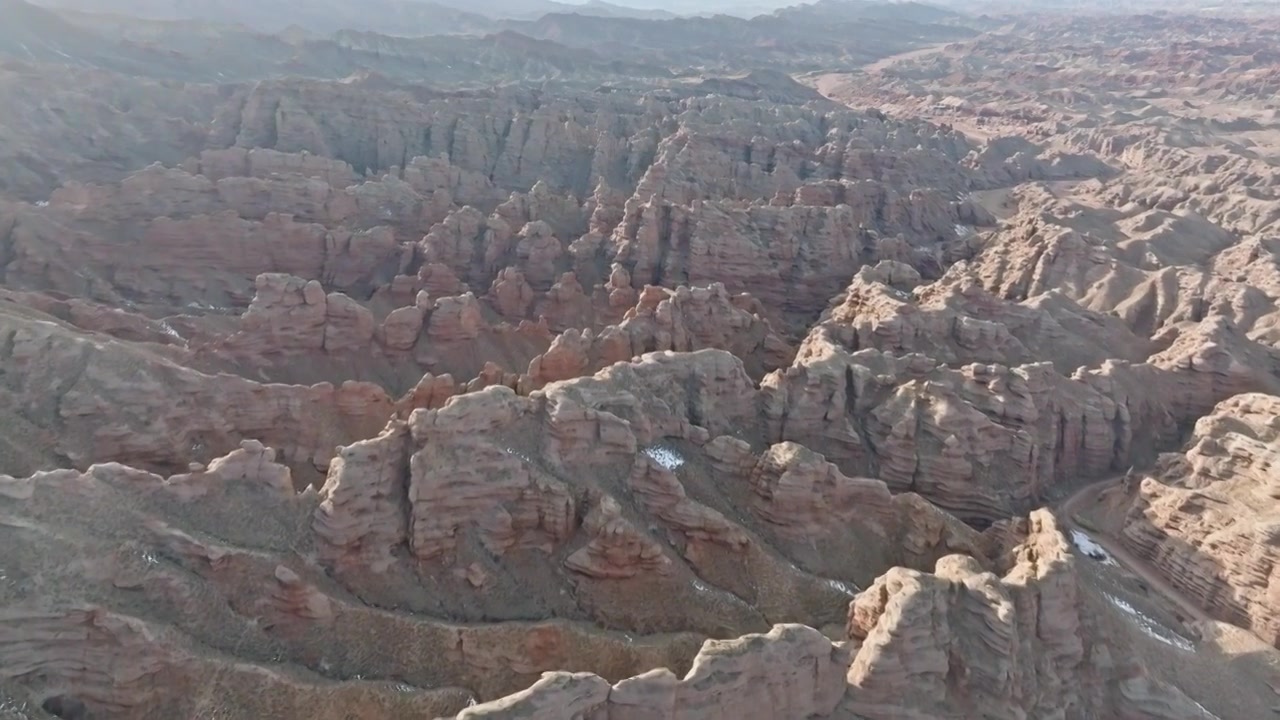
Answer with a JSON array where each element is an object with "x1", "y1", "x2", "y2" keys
[
  {"x1": 1119, "y1": 393, "x2": 1280, "y2": 646},
  {"x1": 448, "y1": 512, "x2": 1212, "y2": 720}
]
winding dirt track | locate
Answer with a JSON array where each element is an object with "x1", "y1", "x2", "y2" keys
[
  {"x1": 862, "y1": 42, "x2": 953, "y2": 74},
  {"x1": 1056, "y1": 478, "x2": 1214, "y2": 626},
  {"x1": 807, "y1": 42, "x2": 952, "y2": 100}
]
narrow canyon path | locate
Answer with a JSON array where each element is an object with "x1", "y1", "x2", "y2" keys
[{"x1": 1056, "y1": 478, "x2": 1215, "y2": 626}]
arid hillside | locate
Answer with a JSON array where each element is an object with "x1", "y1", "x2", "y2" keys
[{"x1": 1, "y1": 2, "x2": 1278, "y2": 719}]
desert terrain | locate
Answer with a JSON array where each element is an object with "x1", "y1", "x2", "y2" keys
[{"x1": 0, "y1": 0, "x2": 1278, "y2": 718}]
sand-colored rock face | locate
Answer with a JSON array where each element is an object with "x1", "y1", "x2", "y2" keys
[
  {"x1": 0, "y1": 352, "x2": 1014, "y2": 720},
  {"x1": 452, "y1": 625, "x2": 851, "y2": 720},
  {"x1": 6, "y1": 6, "x2": 1280, "y2": 718},
  {"x1": 1119, "y1": 393, "x2": 1280, "y2": 645},
  {"x1": 312, "y1": 352, "x2": 953, "y2": 637},
  {"x1": 524, "y1": 283, "x2": 794, "y2": 389},
  {"x1": 449, "y1": 512, "x2": 1210, "y2": 720},
  {"x1": 0, "y1": 298, "x2": 392, "y2": 480},
  {"x1": 823, "y1": 261, "x2": 1154, "y2": 372},
  {"x1": 0, "y1": 442, "x2": 710, "y2": 719}
]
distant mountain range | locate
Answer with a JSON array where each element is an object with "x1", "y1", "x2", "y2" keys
[
  {"x1": 27, "y1": 0, "x2": 963, "y2": 34},
  {"x1": 29, "y1": 0, "x2": 681, "y2": 32},
  {"x1": 3, "y1": 0, "x2": 979, "y2": 85}
]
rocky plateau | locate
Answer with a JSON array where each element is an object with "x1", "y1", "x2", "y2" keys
[{"x1": 1, "y1": 0, "x2": 1279, "y2": 719}]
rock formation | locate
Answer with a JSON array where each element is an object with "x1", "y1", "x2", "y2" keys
[
  {"x1": 4, "y1": 6, "x2": 1280, "y2": 718},
  {"x1": 524, "y1": 283, "x2": 793, "y2": 388},
  {"x1": 1119, "y1": 393, "x2": 1280, "y2": 645},
  {"x1": 450, "y1": 512, "x2": 1212, "y2": 720}
]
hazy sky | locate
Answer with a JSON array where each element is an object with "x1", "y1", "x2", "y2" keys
[
  {"x1": 26, "y1": 0, "x2": 812, "y2": 28},
  {"x1": 568, "y1": 0, "x2": 794, "y2": 10},
  {"x1": 486, "y1": 0, "x2": 797, "y2": 15}
]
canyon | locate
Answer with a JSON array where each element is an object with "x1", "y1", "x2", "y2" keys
[{"x1": 1, "y1": 0, "x2": 1279, "y2": 718}]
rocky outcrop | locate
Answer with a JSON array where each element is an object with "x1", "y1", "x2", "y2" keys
[
  {"x1": 0, "y1": 444, "x2": 716, "y2": 719},
  {"x1": 628, "y1": 101, "x2": 973, "y2": 207},
  {"x1": 2, "y1": 197, "x2": 403, "y2": 311},
  {"x1": 448, "y1": 512, "x2": 1210, "y2": 720},
  {"x1": 0, "y1": 346, "x2": 1049, "y2": 720},
  {"x1": 378, "y1": 304, "x2": 427, "y2": 351},
  {"x1": 747, "y1": 442, "x2": 895, "y2": 540},
  {"x1": 314, "y1": 422, "x2": 411, "y2": 573},
  {"x1": 426, "y1": 293, "x2": 485, "y2": 343},
  {"x1": 211, "y1": 275, "x2": 559, "y2": 391},
  {"x1": 231, "y1": 80, "x2": 660, "y2": 196},
  {"x1": 0, "y1": 138, "x2": 512, "y2": 316},
  {"x1": 223, "y1": 274, "x2": 380, "y2": 355},
  {"x1": 0, "y1": 300, "x2": 391, "y2": 480},
  {"x1": 0, "y1": 288, "x2": 190, "y2": 347},
  {"x1": 820, "y1": 262, "x2": 1153, "y2": 372},
  {"x1": 0, "y1": 606, "x2": 473, "y2": 720},
  {"x1": 184, "y1": 147, "x2": 358, "y2": 188},
  {"x1": 1119, "y1": 393, "x2": 1280, "y2": 646},
  {"x1": 453, "y1": 625, "x2": 850, "y2": 720},
  {"x1": 840, "y1": 511, "x2": 1207, "y2": 719},
  {"x1": 525, "y1": 283, "x2": 793, "y2": 389},
  {"x1": 311, "y1": 351, "x2": 995, "y2": 636},
  {"x1": 226, "y1": 274, "x2": 330, "y2": 352},
  {"x1": 593, "y1": 187, "x2": 966, "y2": 321},
  {"x1": 960, "y1": 194, "x2": 1280, "y2": 359},
  {"x1": 758, "y1": 338, "x2": 1163, "y2": 524},
  {"x1": 564, "y1": 496, "x2": 674, "y2": 580},
  {"x1": 0, "y1": 88, "x2": 994, "y2": 339},
  {"x1": 967, "y1": 135, "x2": 1117, "y2": 187},
  {"x1": 766, "y1": 221, "x2": 1280, "y2": 523},
  {"x1": 56, "y1": 148, "x2": 501, "y2": 241}
]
